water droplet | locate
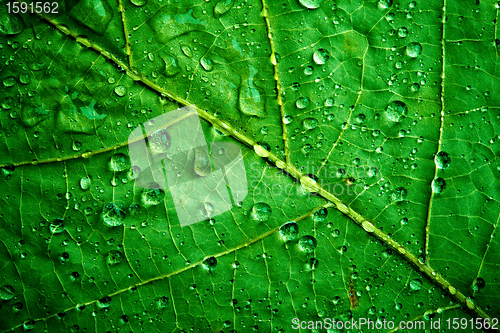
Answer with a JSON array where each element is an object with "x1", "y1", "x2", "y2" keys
[
  {"x1": 298, "y1": 0, "x2": 323, "y2": 9},
  {"x1": 200, "y1": 202, "x2": 215, "y2": 219},
  {"x1": 472, "y1": 277, "x2": 485, "y2": 291},
  {"x1": 214, "y1": 0, "x2": 235, "y2": 17},
  {"x1": 181, "y1": 45, "x2": 193, "y2": 58},
  {"x1": 303, "y1": 117, "x2": 318, "y2": 130},
  {"x1": 106, "y1": 250, "x2": 123, "y2": 265},
  {"x1": 431, "y1": 177, "x2": 446, "y2": 193},
  {"x1": 97, "y1": 296, "x2": 111, "y2": 308},
  {"x1": 304, "y1": 66, "x2": 313, "y2": 75},
  {"x1": 409, "y1": 279, "x2": 422, "y2": 291},
  {"x1": 0, "y1": 13, "x2": 24, "y2": 35},
  {"x1": 23, "y1": 320, "x2": 35, "y2": 331},
  {"x1": 50, "y1": 218, "x2": 65, "y2": 234},
  {"x1": 386, "y1": 100, "x2": 408, "y2": 122},
  {"x1": 148, "y1": 129, "x2": 171, "y2": 153},
  {"x1": 161, "y1": 54, "x2": 179, "y2": 77},
  {"x1": 391, "y1": 187, "x2": 407, "y2": 202},
  {"x1": 193, "y1": 147, "x2": 211, "y2": 176},
  {"x1": 69, "y1": 0, "x2": 113, "y2": 34},
  {"x1": 324, "y1": 97, "x2": 334, "y2": 107},
  {"x1": 72, "y1": 140, "x2": 82, "y2": 152},
  {"x1": 0, "y1": 285, "x2": 15, "y2": 300},
  {"x1": 298, "y1": 235, "x2": 317, "y2": 253},
  {"x1": 141, "y1": 188, "x2": 165, "y2": 206},
  {"x1": 101, "y1": 202, "x2": 126, "y2": 227},
  {"x1": 410, "y1": 83, "x2": 420, "y2": 92},
  {"x1": 156, "y1": 296, "x2": 169, "y2": 309},
  {"x1": 313, "y1": 208, "x2": 328, "y2": 221},
  {"x1": 312, "y1": 49, "x2": 329, "y2": 65},
  {"x1": 3, "y1": 76, "x2": 16, "y2": 87},
  {"x1": 398, "y1": 27, "x2": 408, "y2": 38},
  {"x1": 251, "y1": 203, "x2": 272, "y2": 222},
  {"x1": 283, "y1": 115, "x2": 293, "y2": 124},
  {"x1": 130, "y1": 0, "x2": 146, "y2": 6},
  {"x1": 306, "y1": 258, "x2": 319, "y2": 270},
  {"x1": 378, "y1": 0, "x2": 393, "y2": 8},
  {"x1": 202, "y1": 256, "x2": 217, "y2": 270},
  {"x1": 406, "y1": 42, "x2": 423, "y2": 58},
  {"x1": 114, "y1": 85, "x2": 126, "y2": 97},
  {"x1": 200, "y1": 57, "x2": 214, "y2": 71},
  {"x1": 435, "y1": 151, "x2": 450, "y2": 169},
  {"x1": 296, "y1": 97, "x2": 310, "y2": 109},
  {"x1": 80, "y1": 176, "x2": 91, "y2": 191},
  {"x1": 279, "y1": 222, "x2": 299, "y2": 242},
  {"x1": 109, "y1": 153, "x2": 130, "y2": 172}
]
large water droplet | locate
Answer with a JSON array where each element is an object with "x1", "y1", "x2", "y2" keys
[
  {"x1": 114, "y1": 85, "x2": 126, "y2": 97},
  {"x1": 97, "y1": 296, "x2": 111, "y2": 308},
  {"x1": 472, "y1": 277, "x2": 485, "y2": 291},
  {"x1": 3, "y1": 76, "x2": 16, "y2": 87},
  {"x1": 200, "y1": 57, "x2": 214, "y2": 71},
  {"x1": 202, "y1": 256, "x2": 217, "y2": 270},
  {"x1": 0, "y1": 285, "x2": 15, "y2": 300},
  {"x1": 378, "y1": 0, "x2": 393, "y2": 8},
  {"x1": 193, "y1": 147, "x2": 211, "y2": 176},
  {"x1": 386, "y1": 100, "x2": 407, "y2": 122},
  {"x1": 106, "y1": 250, "x2": 123, "y2": 265},
  {"x1": 130, "y1": 0, "x2": 146, "y2": 6},
  {"x1": 141, "y1": 188, "x2": 165, "y2": 206},
  {"x1": 435, "y1": 151, "x2": 450, "y2": 169},
  {"x1": 324, "y1": 97, "x2": 334, "y2": 107},
  {"x1": 296, "y1": 97, "x2": 310, "y2": 109},
  {"x1": 80, "y1": 176, "x2": 91, "y2": 190},
  {"x1": 409, "y1": 279, "x2": 422, "y2": 291},
  {"x1": 431, "y1": 177, "x2": 446, "y2": 193},
  {"x1": 303, "y1": 117, "x2": 318, "y2": 130},
  {"x1": 313, "y1": 208, "x2": 328, "y2": 221},
  {"x1": 101, "y1": 202, "x2": 126, "y2": 227},
  {"x1": 148, "y1": 129, "x2": 171, "y2": 153},
  {"x1": 109, "y1": 153, "x2": 130, "y2": 172},
  {"x1": 214, "y1": 0, "x2": 235, "y2": 17},
  {"x1": 312, "y1": 49, "x2": 329, "y2": 65},
  {"x1": 181, "y1": 45, "x2": 193, "y2": 58},
  {"x1": 391, "y1": 187, "x2": 407, "y2": 202},
  {"x1": 251, "y1": 203, "x2": 272, "y2": 222},
  {"x1": 23, "y1": 320, "x2": 35, "y2": 331},
  {"x1": 298, "y1": 0, "x2": 323, "y2": 9},
  {"x1": 50, "y1": 218, "x2": 65, "y2": 234},
  {"x1": 0, "y1": 13, "x2": 24, "y2": 35},
  {"x1": 298, "y1": 235, "x2": 317, "y2": 253},
  {"x1": 406, "y1": 42, "x2": 422, "y2": 58},
  {"x1": 279, "y1": 222, "x2": 299, "y2": 242},
  {"x1": 69, "y1": 0, "x2": 113, "y2": 35},
  {"x1": 161, "y1": 54, "x2": 179, "y2": 77}
]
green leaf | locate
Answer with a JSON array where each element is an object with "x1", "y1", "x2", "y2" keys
[{"x1": 1, "y1": 0, "x2": 499, "y2": 332}]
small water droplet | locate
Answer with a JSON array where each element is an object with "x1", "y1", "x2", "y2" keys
[
  {"x1": 304, "y1": 66, "x2": 313, "y2": 75},
  {"x1": 193, "y1": 147, "x2": 211, "y2": 176},
  {"x1": 130, "y1": 0, "x2": 146, "y2": 6},
  {"x1": 97, "y1": 296, "x2": 111, "y2": 308},
  {"x1": 80, "y1": 176, "x2": 91, "y2": 191},
  {"x1": 313, "y1": 208, "x2": 328, "y2": 221},
  {"x1": 386, "y1": 100, "x2": 408, "y2": 122},
  {"x1": 0, "y1": 285, "x2": 15, "y2": 300},
  {"x1": 251, "y1": 203, "x2": 272, "y2": 222},
  {"x1": 50, "y1": 218, "x2": 65, "y2": 234},
  {"x1": 101, "y1": 202, "x2": 126, "y2": 227},
  {"x1": 378, "y1": 0, "x2": 393, "y2": 8},
  {"x1": 431, "y1": 177, "x2": 446, "y2": 193},
  {"x1": 148, "y1": 129, "x2": 171, "y2": 153},
  {"x1": 200, "y1": 57, "x2": 214, "y2": 71},
  {"x1": 391, "y1": 187, "x2": 407, "y2": 202},
  {"x1": 435, "y1": 151, "x2": 450, "y2": 169},
  {"x1": 302, "y1": 117, "x2": 318, "y2": 130},
  {"x1": 398, "y1": 27, "x2": 408, "y2": 38},
  {"x1": 298, "y1": 0, "x2": 323, "y2": 9},
  {"x1": 472, "y1": 277, "x2": 485, "y2": 291},
  {"x1": 296, "y1": 97, "x2": 310, "y2": 109},
  {"x1": 298, "y1": 235, "x2": 317, "y2": 253},
  {"x1": 106, "y1": 250, "x2": 123, "y2": 265},
  {"x1": 3, "y1": 76, "x2": 16, "y2": 87},
  {"x1": 279, "y1": 222, "x2": 299, "y2": 242},
  {"x1": 324, "y1": 97, "x2": 334, "y2": 107},
  {"x1": 202, "y1": 256, "x2": 217, "y2": 270},
  {"x1": 214, "y1": 0, "x2": 235, "y2": 17},
  {"x1": 109, "y1": 153, "x2": 130, "y2": 172},
  {"x1": 181, "y1": 45, "x2": 193, "y2": 58},
  {"x1": 312, "y1": 49, "x2": 329, "y2": 65},
  {"x1": 409, "y1": 279, "x2": 422, "y2": 291},
  {"x1": 141, "y1": 188, "x2": 165, "y2": 207},
  {"x1": 406, "y1": 42, "x2": 423, "y2": 58},
  {"x1": 114, "y1": 85, "x2": 126, "y2": 97},
  {"x1": 283, "y1": 115, "x2": 293, "y2": 124}
]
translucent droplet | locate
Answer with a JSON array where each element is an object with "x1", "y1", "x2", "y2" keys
[
  {"x1": 313, "y1": 208, "x2": 328, "y2": 221},
  {"x1": 391, "y1": 187, "x2": 407, "y2": 202},
  {"x1": 114, "y1": 85, "x2": 126, "y2": 97},
  {"x1": 296, "y1": 97, "x2": 310, "y2": 109},
  {"x1": 431, "y1": 177, "x2": 446, "y2": 193},
  {"x1": 410, "y1": 83, "x2": 420, "y2": 92},
  {"x1": 193, "y1": 147, "x2": 211, "y2": 176},
  {"x1": 97, "y1": 296, "x2": 111, "y2": 308},
  {"x1": 409, "y1": 279, "x2": 422, "y2": 291},
  {"x1": 214, "y1": 0, "x2": 234, "y2": 17},
  {"x1": 19, "y1": 75, "x2": 31, "y2": 85},
  {"x1": 148, "y1": 129, "x2": 171, "y2": 153},
  {"x1": 283, "y1": 115, "x2": 293, "y2": 124},
  {"x1": 0, "y1": 285, "x2": 15, "y2": 300},
  {"x1": 181, "y1": 45, "x2": 193, "y2": 58},
  {"x1": 80, "y1": 176, "x2": 91, "y2": 190},
  {"x1": 298, "y1": 0, "x2": 323, "y2": 9},
  {"x1": 3, "y1": 76, "x2": 16, "y2": 87},
  {"x1": 200, "y1": 202, "x2": 215, "y2": 219},
  {"x1": 202, "y1": 256, "x2": 217, "y2": 270},
  {"x1": 435, "y1": 151, "x2": 450, "y2": 169},
  {"x1": 406, "y1": 42, "x2": 423, "y2": 58},
  {"x1": 472, "y1": 277, "x2": 485, "y2": 291},
  {"x1": 72, "y1": 140, "x2": 82, "y2": 151},
  {"x1": 0, "y1": 13, "x2": 24, "y2": 35},
  {"x1": 398, "y1": 27, "x2": 408, "y2": 38},
  {"x1": 156, "y1": 296, "x2": 169, "y2": 309},
  {"x1": 106, "y1": 250, "x2": 123, "y2": 265},
  {"x1": 101, "y1": 202, "x2": 126, "y2": 227},
  {"x1": 304, "y1": 66, "x2": 313, "y2": 75},
  {"x1": 251, "y1": 203, "x2": 272, "y2": 222},
  {"x1": 386, "y1": 100, "x2": 408, "y2": 122},
  {"x1": 49, "y1": 218, "x2": 65, "y2": 234},
  {"x1": 298, "y1": 235, "x2": 317, "y2": 253},
  {"x1": 141, "y1": 188, "x2": 165, "y2": 207},
  {"x1": 303, "y1": 117, "x2": 318, "y2": 130},
  {"x1": 312, "y1": 49, "x2": 329, "y2": 65},
  {"x1": 200, "y1": 57, "x2": 214, "y2": 71},
  {"x1": 109, "y1": 153, "x2": 130, "y2": 172},
  {"x1": 378, "y1": 0, "x2": 393, "y2": 8},
  {"x1": 306, "y1": 258, "x2": 319, "y2": 270},
  {"x1": 162, "y1": 54, "x2": 179, "y2": 77},
  {"x1": 279, "y1": 222, "x2": 299, "y2": 242},
  {"x1": 23, "y1": 320, "x2": 35, "y2": 331},
  {"x1": 130, "y1": 0, "x2": 146, "y2": 6},
  {"x1": 324, "y1": 97, "x2": 334, "y2": 107}
]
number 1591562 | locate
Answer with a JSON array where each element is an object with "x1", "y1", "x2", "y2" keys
[{"x1": 6, "y1": 2, "x2": 58, "y2": 14}]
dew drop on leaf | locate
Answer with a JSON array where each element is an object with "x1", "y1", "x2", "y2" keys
[
  {"x1": 49, "y1": 218, "x2": 65, "y2": 234},
  {"x1": 97, "y1": 296, "x2": 111, "y2": 308},
  {"x1": 324, "y1": 97, "x2": 334, "y2": 107},
  {"x1": 251, "y1": 203, "x2": 272, "y2": 221},
  {"x1": 148, "y1": 129, "x2": 171, "y2": 153},
  {"x1": 0, "y1": 285, "x2": 15, "y2": 300},
  {"x1": 3, "y1": 76, "x2": 16, "y2": 87},
  {"x1": 200, "y1": 57, "x2": 214, "y2": 71},
  {"x1": 304, "y1": 66, "x2": 313, "y2": 75},
  {"x1": 141, "y1": 188, "x2": 165, "y2": 207},
  {"x1": 202, "y1": 256, "x2": 217, "y2": 270},
  {"x1": 298, "y1": 0, "x2": 323, "y2": 9},
  {"x1": 109, "y1": 153, "x2": 130, "y2": 172},
  {"x1": 303, "y1": 117, "x2": 318, "y2": 130},
  {"x1": 296, "y1": 97, "x2": 310, "y2": 109},
  {"x1": 23, "y1": 319, "x2": 35, "y2": 331},
  {"x1": 298, "y1": 235, "x2": 317, "y2": 253},
  {"x1": 406, "y1": 42, "x2": 423, "y2": 58},
  {"x1": 114, "y1": 85, "x2": 126, "y2": 97},
  {"x1": 214, "y1": 0, "x2": 234, "y2": 17},
  {"x1": 130, "y1": 0, "x2": 146, "y2": 6},
  {"x1": 283, "y1": 115, "x2": 293, "y2": 124},
  {"x1": 377, "y1": 0, "x2": 393, "y2": 8},
  {"x1": 472, "y1": 277, "x2": 485, "y2": 291},
  {"x1": 398, "y1": 27, "x2": 408, "y2": 38},
  {"x1": 410, "y1": 83, "x2": 420, "y2": 92},
  {"x1": 0, "y1": 13, "x2": 24, "y2": 35},
  {"x1": 306, "y1": 258, "x2": 319, "y2": 270},
  {"x1": 391, "y1": 187, "x2": 407, "y2": 202},
  {"x1": 193, "y1": 147, "x2": 211, "y2": 176},
  {"x1": 107, "y1": 250, "x2": 123, "y2": 266},
  {"x1": 385, "y1": 100, "x2": 407, "y2": 122},
  {"x1": 279, "y1": 222, "x2": 299, "y2": 242},
  {"x1": 161, "y1": 54, "x2": 180, "y2": 77},
  {"x1": 312, "y1": 49, "x2": 329, "y2": 65},
  {"x1": 409, "y1": 279, "x2": 422, "y2": 291},
  {"x1": 101, "y1": 202, "x2": 126, "y2": 227},
  {"x1": 313, "y1": 208, "x2": 328, "y2": 221},
  {"x1": 156, "y1": 296, "x2": 170, "y2": 309},
  {"x1": 80, "y1": 176, "x2": 91, "y2": 190},
  {"x1": 435, "y1": 151, "x2": 450, "y2": 169},
  {"x1": 181, "y1": 45, "x2": 193, "y2": 58},
  {"x1": 200, "y1": 202, "x2": 215, "y2": 219},
  {"x1": 431, "y1": 177, "x2": 446, "y2": 193}
]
